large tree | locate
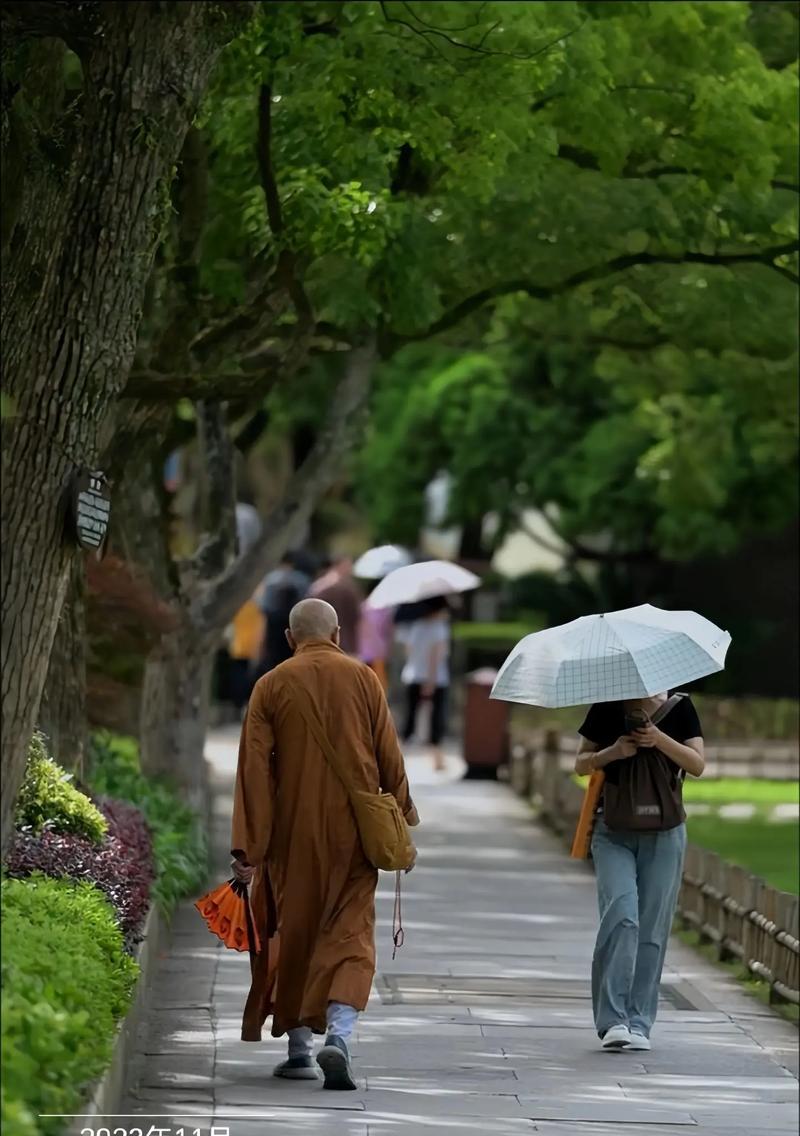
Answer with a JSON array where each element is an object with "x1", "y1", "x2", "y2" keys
[
  {"x1": 24, "y1": 0, "x2": 800, "y2": 794},
  {"x1": 0, "y1": 1, "x2": 255, "y2": 850},
  {"x1": 121, "y1": 0, "x2": 797, "y2": 768}
]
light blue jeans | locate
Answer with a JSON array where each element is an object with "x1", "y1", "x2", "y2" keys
[{"x1": 590, "y1": 819, "x2": 686, "y2": 1039}]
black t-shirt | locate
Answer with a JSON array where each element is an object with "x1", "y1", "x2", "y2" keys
[{"x1": 578, "y1": 694, "x2": 703, "y2": 782}]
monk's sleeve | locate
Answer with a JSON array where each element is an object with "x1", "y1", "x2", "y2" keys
[
  {"x1": 368, "y1": 671, "x2": 420, "y2": 828},
  {"x1": 231, "y1": 683, "x2": 275, "y2": 864}
]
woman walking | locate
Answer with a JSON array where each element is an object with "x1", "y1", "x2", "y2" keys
[
  {"x1": 575, "y1": 691, "x2": 704, "y2": 1052},
  {"x1": 397, "y1": 596, "x2": 451, "y2": 772}
]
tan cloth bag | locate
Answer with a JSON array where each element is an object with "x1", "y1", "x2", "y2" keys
[{"x1": 292, "y1": 682, "x2": 416, "y2": 872}]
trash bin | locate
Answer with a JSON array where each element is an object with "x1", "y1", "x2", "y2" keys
[{"x1": 462, "y1": 668, "x2": 509, "y2": 780}]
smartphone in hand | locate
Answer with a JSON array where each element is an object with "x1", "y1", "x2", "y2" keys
[{"x1": 624, "y1": 709, "x2": 650, "y2": 736}]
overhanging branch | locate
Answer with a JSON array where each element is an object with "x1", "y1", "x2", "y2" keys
[
  {"x1": 258, "y1": 83, "x2": 283, "y2": 238},
  {"x1": 191, "y1": 339, "x2": 377, "y2": 634},
  {"x1": 557, "y1": 143, "x2": 799, "y2": 195},
  {"x1": 395, "y1": 240, "x2": 800, "y2": 344},
  {"x1": 0, "y1": 1, "x2": 98, "y2": 51},
  {"x1": 123, "y1": 368, "x2": 282, "y2": 402},
  {"x1": 379, "y1": 1, "x2": 585, "y2": 62}
]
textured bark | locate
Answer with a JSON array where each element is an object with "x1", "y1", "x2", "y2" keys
[
  {"x1": 195, "y1": 401, "x2": 238, "y2": 577},
  {"x1": 0, "y1": 1, "x2": 254, "y2": 852},
  {"x1": 38, "y1": 557, "x2": 88, "y2": 775},
  {"x1": 192, "y1": 341, "x2": 377, "y2": 634},
  {"x1": 139, "y1": 621, "x2": 213, "y2": 810},
  {"x1": 134, "y1": 344, "x2": 376, "y2": 787}
]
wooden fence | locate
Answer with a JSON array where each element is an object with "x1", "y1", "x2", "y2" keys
[
  {"x1": 508, "y1": 728, "x2": 800, "y2": 1008},
  {"x1": 508, "y1": 720, "x2": 799, "y2": 780}
]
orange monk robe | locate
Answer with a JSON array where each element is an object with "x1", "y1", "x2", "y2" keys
[{"x1": 231, "y1": 638, "x2": 419, "y2": 1041}]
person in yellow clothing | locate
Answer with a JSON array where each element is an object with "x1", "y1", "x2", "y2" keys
[{"x1": 229, "y1": 597, "x2": 265, "y2": 712}]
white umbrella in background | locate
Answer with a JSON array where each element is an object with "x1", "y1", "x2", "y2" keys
[
  {"x1": 490, "y1": 604, "x2": 731, "y2": 709},
  {"x1": 366, "y1": 560, "x2": 481, "y2": 609},
  {"x1": 354, "y1": 544, "x2": 414, "y2": 580}
]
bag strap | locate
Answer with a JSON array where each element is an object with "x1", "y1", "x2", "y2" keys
[
  {"x1": 649, "y1": 692, "x2": 687, "y2": 781},
  {"x1": 650, "y1": 692, "x2": 684, "y2": 726},
  {"x1": 290, "y1": 681, "x2": 361, "y2": 804}
]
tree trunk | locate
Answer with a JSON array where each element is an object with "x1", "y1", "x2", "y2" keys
[
  {"x1": 0, "y1": 3, "x2": 253, "y2": 851},
  {"x1": 135, "y1": 344, "x2": 376, "y2": 789},
  {"x1": 38, "y1": 557, "x2": 88, "y2": 775},
  {"x1": 192, "y1": 343, "x2": 377, "y2": 634},
  {"x1": 139, "y1": 622, "x2": 213, "y2": 810}
]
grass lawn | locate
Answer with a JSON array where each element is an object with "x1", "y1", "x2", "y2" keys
[
  {"x1": 683, "y1": 778, "x2": 798, "y2": 807},
  {"x1": 572, "y1": 775, "x2": 799, "y2": 892},
  {"x1": 682, "y1": 776, "x2": 798, "y2": 894},
  {"x1": 686, "y1": 814, "x2": 799, "y2": 894}
]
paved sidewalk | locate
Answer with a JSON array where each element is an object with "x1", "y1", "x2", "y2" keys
[{"x1": 123, "y1": 729, "x2": 798, "y2": 1135}]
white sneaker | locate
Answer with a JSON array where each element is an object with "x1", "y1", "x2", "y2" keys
[
  {"x1": 627, "y1": 1031, "x2": 651, "y2": 1051},
  {"x1": 601, "y1": 1024, "x2": 632, "y2": 1050}
]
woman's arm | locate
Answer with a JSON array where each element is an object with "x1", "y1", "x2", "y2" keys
[
  {"x1": 574, "y1": 735, "x2": 637, "y2": 777},
  {"x1": 423, "y1": 641, "x2": 447, "y2": 694},
  {"x1": 633, "y1": 724, "x2": 705, "y2": 776}
]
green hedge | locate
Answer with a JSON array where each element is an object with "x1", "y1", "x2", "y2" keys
[
  {"x1": 15, "y1": 733, "x2": 107, "y2": 843},
  {"x1": 1, "y1": 875, "x2": 138, "y2": 1136},
  {"x1": 87, "y1": 732, "x2": 208, "y2": 915}
]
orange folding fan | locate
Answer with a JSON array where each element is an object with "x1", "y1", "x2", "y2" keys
[{"x1": 194, "y1": 878, "x2": 261, "y2": 953}]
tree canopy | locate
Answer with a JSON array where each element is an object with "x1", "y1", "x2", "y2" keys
[
  {"x1": 134, "y1": 0, "x2": 798, "y2": 404},
  {"x1": 345, "y1": 0, "x2": 798, "y2": 562}
]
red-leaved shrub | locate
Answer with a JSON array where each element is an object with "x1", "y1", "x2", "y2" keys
[{"x1": 6, "y1": 798, "x2": 155, "y2": 951}]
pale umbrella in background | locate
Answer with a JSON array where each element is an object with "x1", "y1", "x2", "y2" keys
[
  {"x1": 366, "y1": 560, "x2": 480, "y2": 610},
  {"x1": 354, "y1": 547, "x2": 412, "y2": 691},
  {"x1": 354, "y1": 545, "x2": 414, "y2": 581}
]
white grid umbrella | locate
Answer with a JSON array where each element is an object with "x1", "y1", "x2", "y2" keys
[
  {"x1": 490, "y1": 604, "x2": 731, "y2": 709},
  {"x1": 366, "y1": 560, "x2": 480, "y2": 609}
]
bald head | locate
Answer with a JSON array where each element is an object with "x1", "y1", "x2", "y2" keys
[{"x1": 288, "y1": 598, "x2": 340, "y2": 645}]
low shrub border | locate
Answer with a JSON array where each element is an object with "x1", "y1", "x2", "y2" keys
[
  {"x1": 7, "y1": 799, "x2": 155, "y2": 952},
  {"x1": 1, "y1": 876, "x2": 139, "y2": 1136},
  {"x1": 67, "y1": 905, "x2": 167, "y2": 1136},
  {"x1": 87, "y1": 732, "x2": 208, "y2": 914},
  {"x1": 2, "y1": 730, "x2": 210, "y2": 1134}
]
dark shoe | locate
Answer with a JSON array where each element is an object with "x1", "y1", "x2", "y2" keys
[
  {"x1": 273, "y1": 1055, "x2": 318, "y2": 1080},
  {"x1": 316, "y1": 1034, "x2": 357, "y2": 1091}
]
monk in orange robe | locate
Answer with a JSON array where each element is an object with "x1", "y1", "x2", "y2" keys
[{"x1": 231, "y1": 597, "x2": 419, "y2": 1090}]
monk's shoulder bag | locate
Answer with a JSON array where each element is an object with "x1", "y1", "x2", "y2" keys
[
  {"x1": 602, "y1": 693, "x2": 688, "y2": 833},
  {"x1": 291, "y1": 682, "x2": 416, "y2": 872}
]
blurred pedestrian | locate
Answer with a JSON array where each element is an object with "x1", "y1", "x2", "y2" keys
[
  {"x1": 229, "y1": 595, "x2": 264, "y2": 713},
  {"x1": 398, "y1": 596, "x2": 451, "y2": 772},
  {"x1": 358, "y1": 588, "x2": 394, "y2": 692},
  {"x1": 231, "y1": 599, "x2": 419, "y2": 1089},
  {"x1": 258, "y1": 553, "x2": 310, "y2": 675},
  {"x1": 574, "y1": 691, "x2": 705, "y2": 1052},
  {"x1": 310, "y1": 556, "x2": 362, "y2": 656}
]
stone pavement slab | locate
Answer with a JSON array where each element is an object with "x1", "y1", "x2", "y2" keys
[{"x1": 121, "y1": 731, "x2": 798, "y2": 1134}]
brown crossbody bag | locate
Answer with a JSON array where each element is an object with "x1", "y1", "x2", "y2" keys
[{"x1": 571, "y1": 694, "x2": 686, "y2": 858}]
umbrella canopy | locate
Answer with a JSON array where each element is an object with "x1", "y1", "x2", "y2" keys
[
  {"x1": 354, "y1": 544, "x2": 413, "y2": 580},
  {"x1": 490, "y1": 604, "x2": 731, "y2": 709},
  {"x1": 366, "y1": 560, "x2": 480, "y2": 610}
]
